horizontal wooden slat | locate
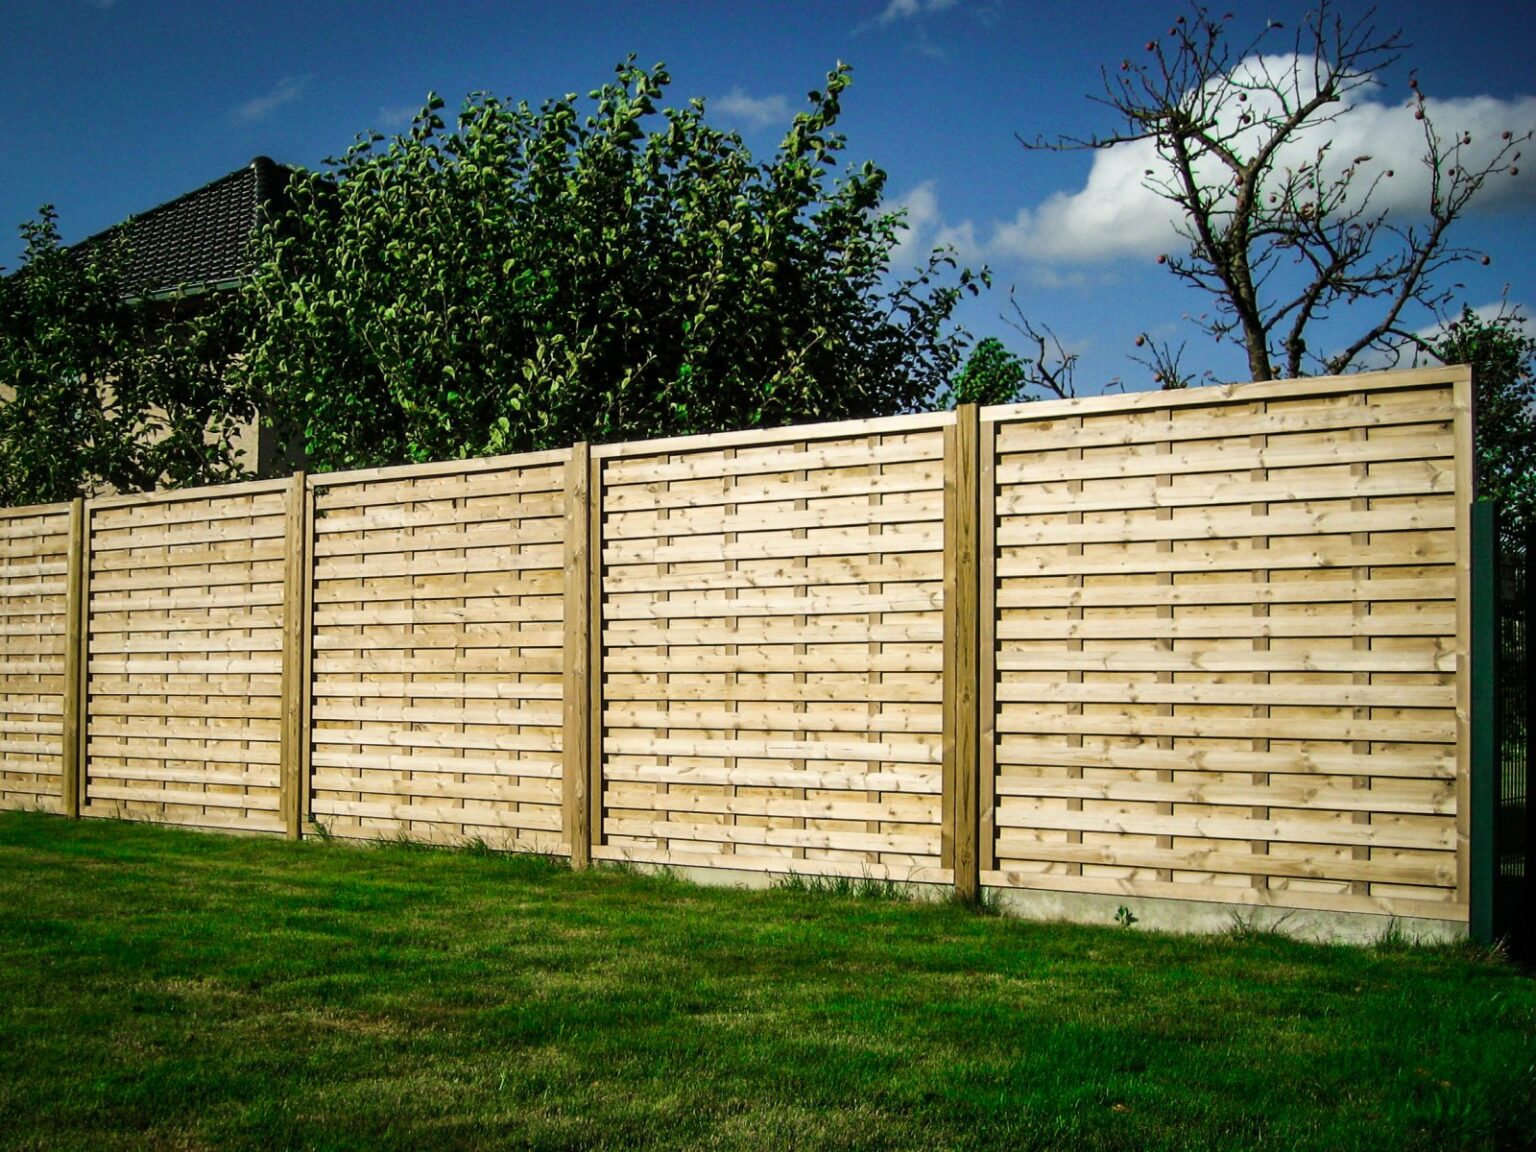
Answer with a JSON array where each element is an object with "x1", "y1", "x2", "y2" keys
[
  {"x1": 978, "y1": 867, "x2": 1464, "y2": 923},
  {"x1": 310, "y1": 796, "x2": 560, "y2": 828},
  {"x1": 998, "y1": 504, "x2": 1454, "y2": 548},
  {"x1": 997, "y1": 713, "x2": 1452, "y2": 744},
  {"x1": 997, "y1": 535, "x2": 1455, "y2": 578},
  {"x1": 88, "y1": 740, "x2": 281, "y2": 766},
  {"x1": 991, "y1": 806, "x2": 1451, "y2": 851},
  {"x1": 994, "y1": 577, "x2": 1454, "y2": 610},
  {"x1": 604, "y1": 816, "x2": 938, "y2": 856},
  {"x1": 89, "y1": 518, "x2": 286, "y2": 552},
  {"x1": 994, "y1": 398, "x2": 1453, "y2": 453},
  {"x1": 315, "y1": 549, "x2": 562, "y2": 582},
  {"x1": 309, "y1": 448, "x2": 568, "y2": 490},
  {"x1": 313, "y1": 701, "x2": 561, "y2": 727},
  {"x1": 310, "y1": 750, "x2": 561, "y2": 778},
  {"x1": 313, "y1": 604, "x2": 560, "y2": 628},
  {"x1": 997, "y1": 430, "x2": 1451, "y2": 487},
  {"x1": 992, "y1": 775, "x2": 1451, "y2": 815},
  {"x1": 604, "y1": 787, "x2": 941, "y2": 824},
  {"x1": 314, "y1": 495, "x2": 563, "y2": 536},
  {"x1": 312, "y1": 521, "x2": 563, "y2": 559},
  {"x1": 312, "y1": 725, "x2": 559, "y2": 754},
  {"x1": 602, "y1": 556, "x2": 941, "y2": 595},
  {"x1": 87, "y1": 540, "x2": 285, "y2": 573},
  {"x1": 604, "y1": 705, "x2": 941, "y2": 734},
  {"x1": 85, "y1": 784, "x2": 279, "y2": 811},
  {"x1": 605, "y1": 494, "x2": 943, "y2": 542},
  {"x1": 80, "y1": 802, "x2": 284, "y2": 834},
  {"x1": 996, "y1": 680, "x2": 1453, "y2": 709},
  {"x1": 603, "y1": 590, "x2": 944, "y2": 621},
  {"x1": 604, "y1": 763, "x2": 942, "y2": 794},
  {"x1": 996, "y1": 647, "x2": 1453, "y2": 674},
  {"x1": 603, "y1": 529, "x2": 943, "y2": 567},
  {"x1": 604, "y1": 464, "x2": 944, "y2": 515},
  {"x1": 989, "y1": 839, "x2": 1453, "y2": 887},
  {"x1": 310, "y1": 775, "x2": 560, "y2": 805},
  {"x1": 997, "y1": 466, "x2": 1452, "y2": 518},
  {"x1": 309, "y1": 572, "x2": 562, "y2": 604},
  {"x1": 605, "y1": 734, "x2": 940, "y2": 764},
  {"x1": 602, "y1": 678, "x2": 939, "y2": 704},
  {"x1": 308, "y1": 654, "x2": 562, "y2": 675},
  {"x1": 602, "y1": 650, "x2": 943, "y2": 674},
  {"x1": 312, "y1": 628, "x2": 562, "y2": 652},
  {"x1": 593, "y1": 845, "x2": 948, "y2": 882},
  {"x1": 995, "y1": 613, "x2": 1453, "y2": 641},
  {"x1": 603, "y1": 621, "x2": 942, "y2": 647},
  {"x1": 599, "y1": 433, "x2": 943, "y2": 482},
  {"x1": 309, "y1": 680, "x2": 562, "y2": 701},
  {"x1": 992, "y1": 741, "x2": 1453, "y2": 779}
]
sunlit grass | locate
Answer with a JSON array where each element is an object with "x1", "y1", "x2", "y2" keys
[{"x1": 1, "y1": 810, "x2": 1532, "y2": 1151}]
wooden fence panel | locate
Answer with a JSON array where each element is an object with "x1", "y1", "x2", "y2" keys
[
  {"x1": 307, "y1": 453, "x2": 570, "y2": 851},
  {"x1": 0, "y1": 503, "x2": 72, "y2": 812},
  {"x1": 983, "y1": 370, "x2": 1464, "y2": 922},
  {"x1": 82, "y1": 481, "x2": 291, "y2": 833},
  {"x1": 593, "y1": 417, "x2": 951, "y2": 881},
  {"x1": 0, "y1": 365, "x2": 1477, "y2": 934}
]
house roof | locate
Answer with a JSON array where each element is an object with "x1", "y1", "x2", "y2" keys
[{"x1": 80, "y1": 156, "x2": 295, "y2": 300}]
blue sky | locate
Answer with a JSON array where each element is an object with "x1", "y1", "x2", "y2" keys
[{"x1": 4, "y1": 0, "x2": 1533, "y2": 392}]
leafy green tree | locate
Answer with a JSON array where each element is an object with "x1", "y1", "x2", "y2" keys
[
  {"x1": 1433, "y1": 306, "x2": 1536, "y2": 539},
  {"x1": 241, "y1": 61, "x2": 984, "y2": 471},
  {"x1": 0, "y1": 208, "x2": 253, "y2": 505},
  {"x1": 942, "y1": 337, "x2": 1028, "y2": 408}
]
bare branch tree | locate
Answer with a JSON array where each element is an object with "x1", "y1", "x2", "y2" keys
[
  {"x1": 1021, "y1": 1, "x2": 1531, "y2": 381},
  {"x1": 1130, "y1": 332, "x2": 1206, "y2": 390},
  {"x1": 1002, "y1": 289, "x2": 1079, "y2": 400}
]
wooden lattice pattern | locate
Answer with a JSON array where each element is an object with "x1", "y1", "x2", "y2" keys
[
  {"x1": 594, "y1": 417, "x2": 951, "y2": 880},
  {"x1": 983, "y1": 377, "x2": 1462, "y2": 920},
  {"x1": 82, "y1": 482, "x2": 290, "y2": 833},
  {"x1": 307, "y1": 454, "x2": 569, "y2": 850},
  {"x1": 0, "y1": 504, "x2": 71, "y2": 812}
]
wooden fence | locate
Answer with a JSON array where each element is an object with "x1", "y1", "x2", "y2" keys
[{"x1": 0, "y1": 366, "x2": 1474, "y2": 931}]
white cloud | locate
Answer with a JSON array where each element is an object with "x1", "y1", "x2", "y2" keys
[
  {"x1": 889, "y1": 181, "x2": 941, "y2": 270},
  {"x1": 377, "y1": 103, "x2": 422, "y2": 130},
  {"x1": 713, "y1": 89, "x2": 794, "y2": 130},
  {"x1": 1345, "y1": 299, "x2": 1531, "y2": 371},
  {"x1": 1419, "y1": 300, "x2": 1532, "y2": 342},
  {"x1": 235, "y1": 76, "x2": 308, "y2": 123},
  {"x1": 996, "y1": 55, "x2": 1536, "y2": 266},
  {"x1": 879, "y1": 0, "x2": 960, "y2": 22},
  {"x1": 993, "y1": 140, "x2": 1172, "y2": 264}
]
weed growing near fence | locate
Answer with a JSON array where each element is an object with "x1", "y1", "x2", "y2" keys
[{"x1": 0, "y1": 811, "x2": 1532, "y2": 1152}]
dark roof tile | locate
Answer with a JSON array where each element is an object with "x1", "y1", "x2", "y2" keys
[{"x1": 82, "y1": 156, "x2": 294, "y2": 298}]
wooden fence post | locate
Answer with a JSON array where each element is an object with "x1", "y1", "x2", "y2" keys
[
  {"x1": 564, "y1": 444, "x2": 594, "y2": 868},
  {"x1": 279, "y1": 471, "x2": 310, "y2": 840},
  {"x1": 944, "y1": 404, "x2": 982, "y2": 901},
  {"x1": 60, "y1": 498, "x2": 86, "y2": 818},
  {"x1": 587, "y1": 451, "x2": 606, "y2": 860},
  {"x1": 978, "y1": 418, "x2": 998, "y2": 879}
]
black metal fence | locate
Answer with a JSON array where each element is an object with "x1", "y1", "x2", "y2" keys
[{"x1": 1476, "y1": 503, "x2": 1534, "y2": 959}]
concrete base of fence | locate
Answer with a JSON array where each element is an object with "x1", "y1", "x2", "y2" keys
[
  {"x1": 597, "y1": 857, "x2": 1466, "y2": 946},
  {"x1": 985, "y1": 886, "x2": 1466, "y2": 946}
]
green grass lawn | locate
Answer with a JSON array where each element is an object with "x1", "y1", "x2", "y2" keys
[{"x1": 1, "y1": 810, "x2": 1532, "y2": 1151}]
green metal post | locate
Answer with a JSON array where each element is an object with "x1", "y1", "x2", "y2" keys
[{"x1": 1469, "y1": 501, "x2": 1498, "y2": 943}]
